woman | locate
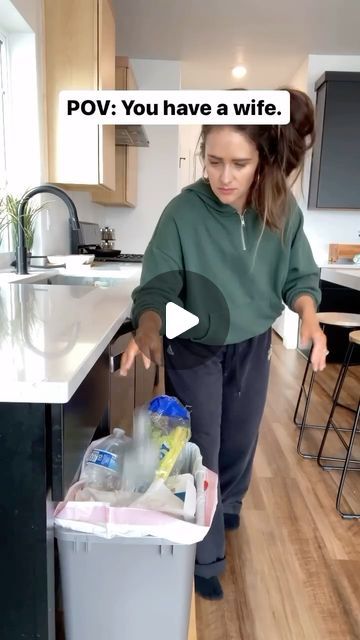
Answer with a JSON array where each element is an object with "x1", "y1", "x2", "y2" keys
[{"x1": 120, "y1": 88, "x2": 328, "y2": 600}]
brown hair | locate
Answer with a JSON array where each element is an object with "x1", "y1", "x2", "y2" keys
[{"x1": 199, "y1": 88, "x2": 315, "y2": 232}]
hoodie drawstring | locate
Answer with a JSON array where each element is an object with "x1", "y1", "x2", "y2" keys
[{"x1": 224, "y1": 341, "x2": 254, "y2": 396}]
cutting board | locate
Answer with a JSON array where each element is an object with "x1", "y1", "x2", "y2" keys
[{"x1": 328, "y1": 243, "x2": 360, "y2": 263}]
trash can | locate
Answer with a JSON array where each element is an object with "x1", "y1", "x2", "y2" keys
[
  {"x1": 55, "y1": 527, "x2": 196, "y2": 640},
  {"x1": 55, "y1": 441, "x2": 217, "y2": 640}
]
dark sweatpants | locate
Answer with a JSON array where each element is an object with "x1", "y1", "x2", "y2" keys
[{"x1": 163, "y1": 329, "x2": 272, "y2": 578}]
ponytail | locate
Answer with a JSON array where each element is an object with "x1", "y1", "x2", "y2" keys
[
  {"x1": 199, "y1": 87, "x2": 315, "y2": 232},
  {"x1": 277, "y1": 88, "x2": 315, "y2": 178}
]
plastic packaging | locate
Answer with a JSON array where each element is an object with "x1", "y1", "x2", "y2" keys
[
  {"x1": 148, "y1": 395, "x2": 191, "y2": 481},
  {"x1": 82, "y1": 396, "x2": 191, "y2": 497},
  {"x1": 128, "y1": 473, "x2": 196, "y2": 522},
  {"x1": 121, "y1": 407, "x2": 159, "y2": 493},
  {"x1": 165, "y1": 473, "x2": 197, "y2": 521},
  {"x1": 83, "y1": 428, "x2": 129, "y2": 491}
]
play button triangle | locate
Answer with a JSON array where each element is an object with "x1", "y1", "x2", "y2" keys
[{"x1": 165, "y1": 302, "x2": 199, "y2": 339}]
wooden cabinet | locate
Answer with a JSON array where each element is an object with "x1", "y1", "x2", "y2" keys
[
  {"x1": 109, "y1": 325, "x2": 158, "y2": 436},
  {"x1": 91, "y1": 57, "x2": 138, "y2": 206},
  {"x1": 110, "y1": 330, "x2": 135, "y2": 436},
  {"x1": 135, "y1": 357, "x2": 158, "y2": 408},
  {"x1": 44, "y1": 0, "x2": 115, "y2": 189},
  {"x1": 308, "y1": 71, "x2": 360, "y2": 209},
  {"x1": 328, "y1": 243, "x2": 360, "y2": 263}
]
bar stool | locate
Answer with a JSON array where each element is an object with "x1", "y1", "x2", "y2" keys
[
  {"x1": 317, "y1": 330, "x2": 360, "y2": 519},
  {"x1": 294, "y1": 312, "x2": 360, "y2": 459}
]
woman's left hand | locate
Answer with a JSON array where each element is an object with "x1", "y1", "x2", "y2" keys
[{"x1": 300, "y1": 320, "x2": 328, "y2": 372}]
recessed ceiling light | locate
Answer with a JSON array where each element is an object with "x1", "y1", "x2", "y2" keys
[{"x1": 232, "y1": 65, "x2": 247, "y2": 79}]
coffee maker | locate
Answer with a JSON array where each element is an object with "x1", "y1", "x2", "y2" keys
[
  {"x1": 99, "y1": 226, "x2": 116, "y2": 252},
  {"x1": 71, "y1": 221, "x2": 143, "y2": 263}
]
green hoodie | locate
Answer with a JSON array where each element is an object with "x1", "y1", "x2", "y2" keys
[{"x1": 131, "y1": 179, "x2": 321, "y2": 344}]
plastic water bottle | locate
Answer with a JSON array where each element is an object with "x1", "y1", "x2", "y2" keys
[{"x1": 83, "y1": 428, "x2": 128, "y2": 491}]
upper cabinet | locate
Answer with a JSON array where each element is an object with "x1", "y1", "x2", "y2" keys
[
  {"x1": 308, "y1": 71, "x2": 360, "y2": 210},
  {"x1": 44, "y1": 0, "x2": 116, "y2": 189},
  {"x1": 91, "y1": 57, "x2": 138, "y2": 207}
]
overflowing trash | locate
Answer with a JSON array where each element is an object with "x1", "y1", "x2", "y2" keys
[
  {"x1": 80, "y1": 395, "x2": 192, "y2": 512},
  {"x1": 55, "y1": 395, "x2": 218, "y2": 543}
]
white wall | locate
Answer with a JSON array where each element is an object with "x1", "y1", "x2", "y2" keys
[
  {"x1": 2, "y1": 0, "x2": 38, "y2": 30},
  {"x1": 5, "y1": 0, "x2": 47, "y2": 185},
  {"x1": 96, "y1": 59, "x2": 181, "y2": 253},
  {"x1": 289, "y1": 58, "x2": 308, "y2": 94},
  {"x1": 6, "y1": 33, "x2": 42, "y2": 190},
  {"x1": 290, "y1": 54, "x2": 360, "y2": 265},
  {"x1": 178, "y1": 124, "x2": 202, "y2": 190}
]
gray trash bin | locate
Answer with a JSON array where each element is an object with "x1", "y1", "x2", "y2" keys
[{"x1": 55, "y1": 526, "x2": 196, "y2": 640}]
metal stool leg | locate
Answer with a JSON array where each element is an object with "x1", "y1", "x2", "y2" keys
[
  {"x1": 317, "y1": 342, "x2": 355, "y2": 470},
  {"x1": 296, "y1": 342, "x2": 347, "y2": 459},
  {"x1": 336, "y1": 399, "x2": 360, "y2": 519},
  {"x1": 297, "y1": 367, "x2": 318, "y2": 458},
  {"x1": 294, "y1": 324, "x2": 358, "y2": 459},
  {"x1": 293, "y1": 349, "x2": 312, "y2": 427},
  {"x1": 331, "y1": 360, "x2": 345, "y2": 401}
]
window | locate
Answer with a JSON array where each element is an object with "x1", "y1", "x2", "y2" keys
[
  {"x1": 0, "y1": 33, "x2": 9, "y2": 251},
  {"x1": 0, "y1": 34, "x2": 7, "y2": 191}
]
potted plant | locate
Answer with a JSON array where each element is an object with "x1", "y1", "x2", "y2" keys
[{"x1": 0, "y1": 192, "x2": 49, "y2": 253}]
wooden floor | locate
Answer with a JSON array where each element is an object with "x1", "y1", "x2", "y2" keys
[{"x1": 196, "y1": 332, "x2": 360, "y2": 640}]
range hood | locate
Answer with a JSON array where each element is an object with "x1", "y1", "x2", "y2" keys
[{"x1": 115, "y1": 124, "x2": 149, "y2": 147}]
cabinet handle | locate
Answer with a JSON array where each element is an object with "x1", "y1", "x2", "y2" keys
[
  {"x1": 110, "y1": 353, "x2": 121, "y2": 373},
  {"x1": 110, "y1": 319, "x2": 135, "y2": 372}
]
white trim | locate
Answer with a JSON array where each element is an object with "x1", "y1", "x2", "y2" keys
[
  {"x1": 0, "y1": 30, "x2": 10, "y2": 250},
  {"x1": 0, "y1": 31, "x2": 9, "y2": 189}
]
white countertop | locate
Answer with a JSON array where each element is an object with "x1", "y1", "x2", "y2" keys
[
  {"x1": 321, "y1": 267, "x2": 360, "y2": 292},
  {"x1": 0, "y1": 264, "x2": 142, "y2": 404},
  {"x1": 319, "y1": 262, "x2": 360, "y2": 269}
]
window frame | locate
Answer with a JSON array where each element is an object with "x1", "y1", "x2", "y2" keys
[{"x1": 0, "y1": 30, "x2": 10, "y2": 250}]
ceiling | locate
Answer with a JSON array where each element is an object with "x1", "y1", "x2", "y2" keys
[{"x1": 114, "y1": 0, "x2": 360, "y2": 89}]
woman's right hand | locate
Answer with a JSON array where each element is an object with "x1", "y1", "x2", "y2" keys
[{"x1": 119, "y1": 311, "x2": 163, "y2": 376}]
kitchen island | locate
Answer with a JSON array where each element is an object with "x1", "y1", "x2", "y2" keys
[
  {"x1": 320, "y1": 267, "x2": 360, "y2": 292},
  {"x1": 0, "y1": 264, "x2": 142, "y2": 640},
  {"x1": 316, "y1": 267, "x2": 360, "y2": 362},
  {"x1": 273, "y1": 264, "x2": 360, "y2": 349}
]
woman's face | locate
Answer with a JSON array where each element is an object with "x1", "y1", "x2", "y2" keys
[{"x1": 204, "y1": 127, "x2": 259, "y2": 211}]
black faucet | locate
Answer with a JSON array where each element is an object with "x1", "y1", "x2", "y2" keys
[{"x1": 16, "y1": 184, "x2": 81, "y2": 275}]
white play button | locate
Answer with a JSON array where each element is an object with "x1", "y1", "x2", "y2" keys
[{"x1": 165, "y1": 302, "x2": 199, "y2": 339}]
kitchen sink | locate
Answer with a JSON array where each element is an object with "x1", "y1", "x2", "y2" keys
[{"x1": 22, "y1": 274, "x2": 125, "y2": 288}]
